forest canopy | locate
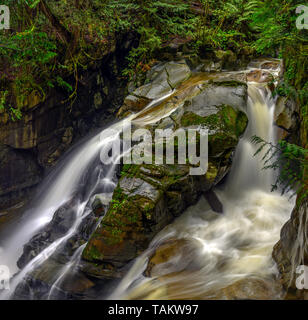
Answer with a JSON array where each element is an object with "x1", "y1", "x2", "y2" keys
[{"x1": 0, "y1": 1, "x2": 307, "y2": 198}]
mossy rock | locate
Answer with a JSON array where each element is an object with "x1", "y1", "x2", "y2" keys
[
  {"x1": 181, "y1": 104, "x2": 248, "y2": 156},
  {"x1": 82, "y1": 78, "x2": 249, "y2": 279}
]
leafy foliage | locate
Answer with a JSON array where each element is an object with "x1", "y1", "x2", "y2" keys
[
  {"x1": 192, "y1": 0, "x2": 263, "y2": 53},
  {"x1": 252, "y1": 136, "x2": 308, "y2": 203}
]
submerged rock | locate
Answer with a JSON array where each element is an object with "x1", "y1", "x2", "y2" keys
[
  {"x1": 145, "y1": 238, "x2": 204, "y2": 277},
  {"x1": 208, "y1": 277, "x2": 283, "y2": 300}
]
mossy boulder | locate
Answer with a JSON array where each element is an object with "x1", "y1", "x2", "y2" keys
[
  {"x1": 82, "y1": 71, "x2": 249, "y2": 279},
  {"x1": 82, "y1": 164, "x2": 207, "y2": 278},
  {"x1": 181, "y1": 105, "x2": 247, "y2": 156}
]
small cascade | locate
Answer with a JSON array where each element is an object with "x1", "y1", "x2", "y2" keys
[
  {"x1": 109, "y1": 64, "x2": 295, "y2": 300},
  {"x1": 0, "y1": 60, "x2": 295, "y2": 300},
  {"x1": 226, "y1": 84, "x2": 276, "y2": 195},
  {"x1": 0, "y1": 92, "x2": 174, "y2": 300}
]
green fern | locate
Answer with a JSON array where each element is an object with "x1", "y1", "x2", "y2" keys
[{"x1": 252, "y1": 136, "x2": 308, "y2": 202}]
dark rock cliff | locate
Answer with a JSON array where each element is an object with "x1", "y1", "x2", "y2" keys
[{"x1": 0, "y1": 33, "x2": 136, "y2": 210}]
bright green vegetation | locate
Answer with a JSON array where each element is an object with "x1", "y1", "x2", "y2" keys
[
  {"x1": 0, "y1": 0, "x2": 307, "y2": 196},
  {"x1": 247, "y1": 0, "x2": 308, "y2": 201},
  {"x1": 0, "y1": 1, "x2": 306, "y2": 120},
  {"x1": 0, "y1": 0, "x2": 196, "y2": 119},
  {"x1": 181, "y1": 105, "x2": 247, "y2": 138},
  {"x1": 252, "y1": 136, "x2": 308, "y2": 204}
]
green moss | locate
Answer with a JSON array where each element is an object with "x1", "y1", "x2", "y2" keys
[
  {"x1": 211, "y1": 80, "x2": 247, "y2": 88},
  {"x1": 120, "y1": 164, "x2": 140, "y2": 178},
  {"x1": 235, "y1": 111, "x2": 249, "y2": 137},
  {"x1": 181, "y1": 112, "x2": 210, "y2": 127},
  {"x1": 84, "y1": 244, "x2": 104, "y2": 261},
  {"x1": 181, "y1": 105, "x2": 247, "y2": 136}
]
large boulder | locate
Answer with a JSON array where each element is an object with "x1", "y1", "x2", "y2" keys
[
  {"x1": 136, "y1": 60, "x2": 192, "y2": 98},
  {"x1": 81, "y1": 73, "x2": 248, "y2": 279},
  {"x1": 117, "y1": 60, "x2": 192, "y2": 117},
  {"x1": 144, "y1": 238, "x2": 204, "y2": 278}
]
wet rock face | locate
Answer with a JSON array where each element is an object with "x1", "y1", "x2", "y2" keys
[
  {"x1": 82, "y1": 63, "x2": 248, "y2": 279},
  {"x1": 17, "y1": 197, "x2": 105, "y2": 270},
  {"x1": 133, "y1": 60, "x2": 191, "y2": 99},
  {"x1": 81, "y1": 164, "x2": 207, "y2": 279},
  {"x1": 246, "y1": 69, "x2": 273, "y2": 83},
  {"x1": 0, "y1": 145, "x2": 43, "y2": 209},
  {"x1": 274, "y1": 97, "x2": 300, "y2": 143},
  {"x1": 13, "y1": 258, "x2": 96, "y2": 300},
  {"x1": 272, "y1": 199, "x2": 308, "y2": 299},
  {"x1": 0, "y1": 36, "x2": 134, "y2": 210},
  {"x1": 117, "y1": 60, "x2": 192, "y2": 117}
]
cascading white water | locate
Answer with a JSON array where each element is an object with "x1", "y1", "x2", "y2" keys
[
  {"x1": 0, "y1": 91, "x2": 174, "y2": 300},
  {"x1": 109, "y1": 77, "x2": 295, "y2": 300},
  {"x1": 47, "y1": 243, "x2": 86, "y2": 300},
  {"x1": 226, "y1": 84, "x2": 275, "y2": 194},
  {"x1": 0, "y1": 124, "x2": 123, "y2": 299},
  {"x1": 0, "y1": 128, "x2": 119, "y2": 276},
  {"x1": 0, "y1": 59, "x2": 295, "y2": 300}
]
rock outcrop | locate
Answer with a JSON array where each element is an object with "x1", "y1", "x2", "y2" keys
[
  {"x1": 13, "y1": 58, "x2": 249, "y2": 298},
  {"x1": 272, "y1": 199, "x2": 308, "y2": 299},
  {"x1": 81, "y1": 61, "x2": 248, "y2": 279},
  {"x1": 0, "y1": 145, "x2": 43, "y2": 209},
  {"x1": 274, "y1": 96, "x2": 300, "y2": 143},
  {"x1": 0, "y1": 34, "x2": 135, "y2": 211}
]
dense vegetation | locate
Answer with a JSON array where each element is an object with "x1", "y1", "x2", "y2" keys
[{"x1": 0, "y1": 0, "x2": 307, "y2": 195}]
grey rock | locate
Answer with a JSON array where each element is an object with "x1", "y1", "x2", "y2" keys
[
  {"x1": 120, "y1": 177, "x2": 160, "y2": 202},
  {"x1": 133, "y1": 61, "x2": 191, "y2": 100},
  {"x1": 187, "y1": 82, "x2": 247, "y2": 117}
]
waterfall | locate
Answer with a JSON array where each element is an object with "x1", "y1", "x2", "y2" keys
[
  {"x1": 0, "y1": 123, "x2": 123, "y2": 299},
  {"x1": 226, "y1": 84, "x2": 275, "y2": 194},
  {"x1": 0, "y1": 60, "x2": 295, "y2": 300},
  {"x1": 0, "y1": 91, "x2": 174, "y2": 300},
  {"x1": 109, "y1": 73, "x2": 295, "y2": 300}
]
